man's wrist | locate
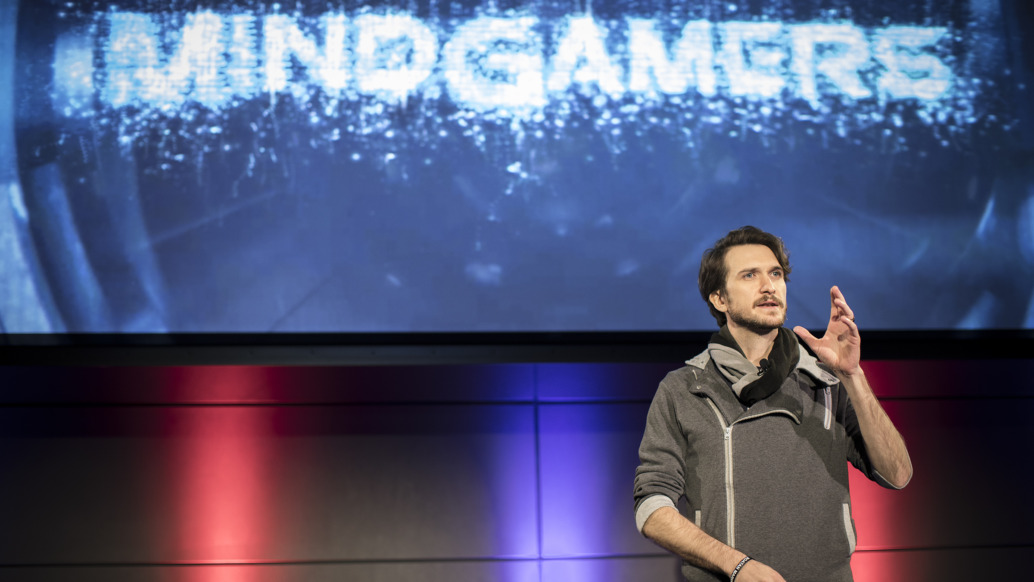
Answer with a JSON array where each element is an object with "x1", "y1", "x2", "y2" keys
[
  {"x1": 721, "y1": 551, "x2": 750, "y2": 578},
  {"x1": 729, "y1": 555, "x2": 752, "y2": 581},
  {"x1": 836, "y1": 365, "x2": 864, "y2": 381}
]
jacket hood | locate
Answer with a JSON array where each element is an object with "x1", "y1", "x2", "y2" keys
[{"x1": 686, "y1": 332, "x2": 839, "y2": 389}]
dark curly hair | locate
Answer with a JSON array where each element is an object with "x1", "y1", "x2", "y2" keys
[{"x1": 698, "y1": 226, "x2": 792, "y2": 327}]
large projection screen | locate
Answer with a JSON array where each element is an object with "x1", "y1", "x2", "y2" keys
[{"x1": 2, "y1": 0, "x2": 1033, "y2": 340}]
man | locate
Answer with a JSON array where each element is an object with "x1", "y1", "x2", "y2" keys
[{"x1": 633, "y1": 226, "x2": 912, "y2": 582}]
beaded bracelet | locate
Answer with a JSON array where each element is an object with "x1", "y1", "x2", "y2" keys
[{"x1": 729, "y1": 556, "x2": 752, "y2": 582}]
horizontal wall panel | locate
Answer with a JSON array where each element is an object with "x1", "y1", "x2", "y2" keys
[
  {"x1": 852, "y1": 546, "x2": 1034, "y2": 581},
  {"x1": 852, "y1": 399, "x2": 1034, "y2": 549},
  {"x1": 8, "y1": 359, "x2": 1027, "y2": 405},
  {"x1": 534, "y1": 358, "x2": 1034, "y2": 403},
  {"x1": 538, "y1": 403, "x2": 656, "y2": 557},
  {"x1": 0, "y1": 561, "x2": 542, "y2": 582},
  {"x1": 0, "y1": 365, "x2": 536, "y2": 404},
  {"x1": 0, "y1": 404, "x2": 538, "y2": 564},
  {"x1": 861, "y1": 359, "x2": 1034, "y2": 399},
  {"x1": 541, "y1": 556, "x2": 681, "y2": 582},
  {"x1": 536, "y1": 363, "x2": 681, "y2": 402},
  {"x1": 4, "y1": 548, "x2": 1031, "y2": 582}
]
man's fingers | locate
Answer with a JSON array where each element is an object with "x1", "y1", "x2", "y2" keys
[
  {"x1": 793, "y1": 325, "x2": 817, "y2": 344},
  {"x1": 829, "y1": 286, "x2": 848, "y2": 320},
  {"x1": 831, "y1": 285, "x2": 844, "y2": 301},
  {"x1": 830, "y1": 285, "x2": 856, "y2": 323},
  {"x1": 834, "y1": 298, "x2": 855, "y2": 322}
]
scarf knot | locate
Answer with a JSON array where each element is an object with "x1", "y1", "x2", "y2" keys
[{"x1": 708, "y1": 326, "x2": 801, "y2": 406}]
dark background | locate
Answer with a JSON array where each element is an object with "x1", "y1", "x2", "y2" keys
[{"x1": 1, "y1": 358, "x2": 1032, "y2": 581}]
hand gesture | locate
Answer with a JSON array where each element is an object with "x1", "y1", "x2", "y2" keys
[{"x1": 793, "y1": 286, "x2": 861, "y2": 376}]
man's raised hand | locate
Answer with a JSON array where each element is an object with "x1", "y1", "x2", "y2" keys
[{"x1": 793, "y1": 285, "x2": 861, "y2": 376}]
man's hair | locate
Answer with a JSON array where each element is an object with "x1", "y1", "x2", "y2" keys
[{"x1": 698, "y1": 226, "x2": 792, "y2": 327}]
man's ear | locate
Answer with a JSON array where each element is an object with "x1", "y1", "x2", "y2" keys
[{"x1": 709, "y1": 290, "x2": 727, "y2": 314}]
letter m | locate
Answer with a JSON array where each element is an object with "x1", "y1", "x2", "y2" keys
[
  {"x1": 627, "y1": 20, "x2": 716, "y2": 97},
  {"x1": 103, "y1": 11, "x2": 228, "y2": 109}
]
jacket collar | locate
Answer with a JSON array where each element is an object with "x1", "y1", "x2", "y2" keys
[
  {"x1": 687, "y1": 342, "x2": 839, "y2": 389},
  {"x1": 686, "y1": 347, "x2": 838, "y2": 425}
]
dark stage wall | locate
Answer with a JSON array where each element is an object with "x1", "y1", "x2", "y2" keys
[{"x1": 0, "y1": 358, "x2": 1032, "y2": 581}]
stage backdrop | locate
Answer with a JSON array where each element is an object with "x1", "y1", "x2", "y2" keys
[
  {"x1": 1, "y1": 358, "x2": 1032, "y2": 581},
  {"x1": 3, "y1": 0, "x2": 1034, "y2": 335}
]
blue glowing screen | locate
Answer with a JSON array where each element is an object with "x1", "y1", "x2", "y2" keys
[{"x1": 2, "y1": 0, "x2": 1033, "y2": 333}]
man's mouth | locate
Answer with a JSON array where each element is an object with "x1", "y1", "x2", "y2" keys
[{"x1": 756, "y1": 300, "x2": 782, "y2": 308}]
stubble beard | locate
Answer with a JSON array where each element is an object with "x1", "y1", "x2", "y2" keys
[{"x1": 727, "y1": 302, "x2": 786, "y2": 335}]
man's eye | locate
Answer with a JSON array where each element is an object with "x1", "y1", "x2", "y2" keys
[
  {"x1": 771, "y1": 270, "x2": 783, "y2": 278},
  {"x1": 743, "y1": 272, "x2": 754, "y2": 279}
]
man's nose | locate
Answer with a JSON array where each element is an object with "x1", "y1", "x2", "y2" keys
[{"x1": 759, "y1": 274, "x2": 776, "y2": 292}]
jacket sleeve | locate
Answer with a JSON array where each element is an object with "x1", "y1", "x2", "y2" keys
[
  {"x1": 839, "y1": 385, "x2": 902, "y2": 489},
  {"x1": 633, "y1": 371, "x2": 691, "y2": 530}
]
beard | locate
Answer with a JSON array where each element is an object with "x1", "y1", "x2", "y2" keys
[{"x1": 726, "y1": 300, "x2": 786, "y2": 335}]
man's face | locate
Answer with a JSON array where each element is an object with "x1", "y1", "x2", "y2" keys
[{"x1": 710, "y1": 244, "x2": 787, "y2": 334}]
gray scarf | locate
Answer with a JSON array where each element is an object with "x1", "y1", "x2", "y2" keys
[{"x1": 708, "y1": 326, "x2": 801, "y2": 406}]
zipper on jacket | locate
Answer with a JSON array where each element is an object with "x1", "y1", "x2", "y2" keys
[
  {"x1": 722, "y1": 424, "x2": 735, "y2": 547},
  {"x1": 705, "y1": 399, "x2": 736, "y2": 547},
  {"x1": 823, "y1": 386, "x2": 832, "y2": 430},
  {"x1": 705, "y1": 400, "x2": 802, "y2": 549}
]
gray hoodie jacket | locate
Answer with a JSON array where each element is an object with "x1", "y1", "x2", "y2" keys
[{"x1": 633, "y1": 342, "x2": 900, "y2": 582}]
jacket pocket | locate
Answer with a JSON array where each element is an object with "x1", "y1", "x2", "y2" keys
[{"x1": 842, "y1": 503, "x2": 857, "y2": 554}]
